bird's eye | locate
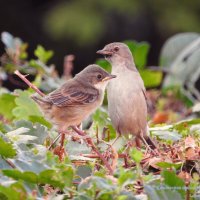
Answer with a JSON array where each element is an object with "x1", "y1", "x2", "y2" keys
[
  {"x1": 114, "y1": 47, "x2": 119, "y2": 52},
  {"x1": 97, "y1": 74, "x2": 102, "y2": 80}
]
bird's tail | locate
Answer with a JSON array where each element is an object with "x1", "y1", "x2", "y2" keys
[{"x1": 31, "y1": 95, "x2": 51, "y2": 109}]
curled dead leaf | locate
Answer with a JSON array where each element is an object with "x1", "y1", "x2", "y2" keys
[
  {"x1": 185, "y1": 147, "x2": 198, "y2": 160},
  {"x1": 178, "y1": 171, "x2": 191, "y2": 182}
]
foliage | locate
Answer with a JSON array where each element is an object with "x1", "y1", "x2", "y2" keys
[
  {"x1": 160, "y1": 32, "x2": 200, "y2": 103},
  {"x1": 0, "y1": 33, "x2": 200, "y2": 199}
]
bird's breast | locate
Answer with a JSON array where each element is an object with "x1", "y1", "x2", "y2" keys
[{"x1": 107, "y1": 68, "x2": 147, "y2": 135}]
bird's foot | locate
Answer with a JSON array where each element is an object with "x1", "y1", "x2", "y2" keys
[{"x1": 140, "y1": 136, "x2": 160, "y2": 156}]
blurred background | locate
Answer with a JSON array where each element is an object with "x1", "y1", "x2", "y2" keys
[{"x1": 0, "y1": 0, "x2": 200, "y2": 75}]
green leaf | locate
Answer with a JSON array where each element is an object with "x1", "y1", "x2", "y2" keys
[
  {"x1": 3, "y1": 167, "x2": 74, "y2": 189},
  {"x1": 14, "y1": 120, "x2": 48, "y2": 144},
  {"x1": 145, "y1": 184, "x2": 183, "y2": 200},
  {"x1": 28, "y1": 115, "x2": 52, "y2": 129},
  {"x1": 0, "y1": 93, "x2": 16, "y2": 120},
  {"x1": 174, "y1": 118, "x2": 200, "y2": 132},
  {"x1": 118, "y1": 168, "x2": 136, "y2": 187},
  {"x1": 2, "y1": 170, "x2": 38, "y2": 183},
  {"x1": 152, "y1": 130, "x2": 181, "y2": 141},
  {"x1": 116, "y1": 195, "x2": 128, "y2": 200},
  {"x1": 0, "y1": 182, "x2": 27, "y2": 200},
  {"x1": 93, "y1": 108, "x2": 109, "y2": 128},
  {"x1": 12, "y1": 90, "x2": 42, "y2": 120},
  {"x1": 124, "y1": 40, "x2": 150, "y2": 69},
  {"x1": 34, "y1": 45, "x2": 54, "y2": 63},
  {"x1": 38, "y1": 170, "x2": 64, "y2": 189},
  {"x1": 92, "y1": 108, "x2": 116, "y2": 141},
  {"x1": 6, "y1": 127, "x2": 38, "y2": 143},
  {"x1": 1, "y1": 32, "x2": 22, "y2": 51},
  {"x1": 139, "y1": 69, "x2": 163, "y2": 88},
  {"x1": 0, "y1": 137, "x2": 16, "y2": 158},
  {"x1": 95, "y1": 59, "x2": 111, "y2": 73},
  {"x1": 39, "y1": 167, "x2": 74, "y2": 189},
  {"x1": 159, "y1": 32, "x2": 200, "y2": 67},
  {"x1": 156, "y1": 162, "x2": 182, "y2": 170},
  {"x1": 162, "y1": 170, "x2": 185, "y2": 199},
  {"x1": 130, "y1": 148, "x2": 143, "y2": 163},
  {"x1": 160, "y1": 33, "x2": 200, "y2": 88},
  {"x1": 78, "y1": 176, "x2": 115, "y2": 191}
]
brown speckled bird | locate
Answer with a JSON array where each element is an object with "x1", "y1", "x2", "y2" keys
[
  {"x1": 32, "y1": 64, "x2": 116, "y2": 134},
  {"x1": 97, "y1": 43, "x2": 156, "y2": 149}
]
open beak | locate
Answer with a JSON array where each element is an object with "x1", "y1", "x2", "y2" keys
[
  {"x1": 96, "y1": 49, "x2": 113, "y2": 56},
  {"x1": 102, "y1": 74, "x2": 117, "y2": 82}
]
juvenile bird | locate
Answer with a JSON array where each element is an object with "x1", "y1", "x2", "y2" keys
[
  {"x1": 97, "y1": 43, "x2": 156, "y2": 150},
  {"x1": 32, "y1": 64, "x2": 116, "y2": 144}
]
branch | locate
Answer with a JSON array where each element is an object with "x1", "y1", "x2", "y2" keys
[
  {"x1": 5, "y1": 159, "x2": 16, "y2": 168},
  {"x1": 71, "y1": 126, "x2": 113, "y2": 175},
  {"x1": 81, "y1": 153, "x2": 127, "y2": 159},
  {"x1": 14, "y1": 70, "x2": 45, "y2": 97}
]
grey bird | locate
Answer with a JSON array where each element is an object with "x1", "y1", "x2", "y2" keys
[
  {"x1": 97, "y1": 43, "x2": 156, "y2": 149},
  {"x1": 32, "y1": 64, "x2": 116, "y2": 134}
]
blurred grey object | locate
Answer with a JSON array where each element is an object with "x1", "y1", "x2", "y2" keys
[{"x1": 160, "y1": 32, "x2": 200, "y2": 102}]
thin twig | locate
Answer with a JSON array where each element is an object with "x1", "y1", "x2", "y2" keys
[
  {"x1": 5, "y1": 159, "x2": 16, "y2": 168},
  {"x1": 63, "y1": 55, "x2": 75, "y2": 80},
  {"x1": 48, "y1": 133, "x2": 61, "y2": 150},
  {"x1": 71, "y1": 126, "x2": 113, "y2": 175},
  {"x1": 81, "y1": 153, "x2": 126, "y2": 159},
  {"x1": 14, "y1": 70, "x2": 45, "y2": 97}
]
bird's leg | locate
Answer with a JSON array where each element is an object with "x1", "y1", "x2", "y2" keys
[
  {"x1": 139, "y1": 135, "x2": 159, "y2": 156},
  {"x1": 70, "y1": 123, "x2": 87, "y2": 143},
  {"x1": 77, "y1": 123, "x2": 82, "y2": 130},
  {"x1": 135, "y1": 137, "x2": 142, "y2": 148},
  {"x1": 71, "y1": 126, "x2": 113, "y2": 174}
]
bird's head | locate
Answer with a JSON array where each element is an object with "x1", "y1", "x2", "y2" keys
[
  {"x1": 75, "y1": 64, "x2": 116, "y2": 90},
  {"x1": 97, "y1": 42, "x2": 134, "y2": 66}
]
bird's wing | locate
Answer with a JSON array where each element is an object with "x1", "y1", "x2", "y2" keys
[
  {"x1": 46, "y1": 82, "x2": 99, "y2": 107},
  {"x1": 142, "y1": 88, "x2": 154, "y2": 112},
  {"x1": 142, "y1": 88, "x2": 148, "y2": 102}
]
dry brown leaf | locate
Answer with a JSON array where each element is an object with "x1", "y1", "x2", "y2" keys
[
  {"x1": 148, "y1": 157, "x2": 163, "y2": 169},
  {"x1": 152, "y1": 112, "x2": 169, "y2": 124},
  {"x1": 178, "y1": 171, "x2": 191, "y2": 182},
  {"x1": 185, "y1": 147, "x2": 198, "y2": 160},
  {"x1": 184, "y1": 136, "x2": 196, "y2": 149},
  {"x1": 111, "y1": 145, "x2": 118, "y2": 171}
]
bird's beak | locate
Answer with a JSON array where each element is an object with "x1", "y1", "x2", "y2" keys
[
  {"x1": 96, "y1": 49, "x2": 113, "y2": 56},
  {"x1": 102, "y1": 74, "x2": 117, "y2": 82}
]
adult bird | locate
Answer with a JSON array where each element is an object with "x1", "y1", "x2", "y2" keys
[{"x1": 97, "y1": 43, "x2": 156, "y2": 150}]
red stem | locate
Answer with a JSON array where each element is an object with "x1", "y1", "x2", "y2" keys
[
  {"x1": 71, "y1": 126, "x2": 113, "y2": 174},
  {"x1": 14, "y1": 70, "x2": 45, "y2": 97}
]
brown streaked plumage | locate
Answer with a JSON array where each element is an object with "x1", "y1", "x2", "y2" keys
[
  {"x1": 97, "y1": 42, "x2": 156, "y2": 149},
  {"x1": 32, "y1": 64, "x2": 116, "y2": 132}
]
